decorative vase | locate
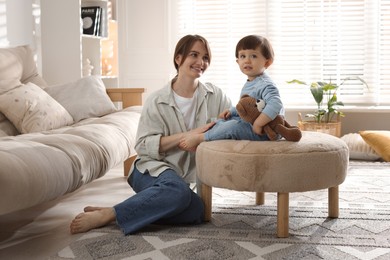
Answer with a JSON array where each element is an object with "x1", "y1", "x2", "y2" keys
[{"x1": 82, "y1": 58, "x2": 94, "y2": 77}]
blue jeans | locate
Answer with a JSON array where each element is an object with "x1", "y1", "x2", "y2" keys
[
  {"x1": 113, "y1": 164, "x2": 204, "y2": 235},
  {"x1": 205, "y1": 116, "x2": 270, "y2": 141}
]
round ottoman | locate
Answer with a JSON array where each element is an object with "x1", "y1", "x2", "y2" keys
[{"x1": 196, "y1": 131, "x2": 349, "y2": 238}]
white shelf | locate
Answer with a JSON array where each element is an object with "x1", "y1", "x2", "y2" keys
[{"x1": 40, "y1": 0, "x2": 118, "y2": 88}]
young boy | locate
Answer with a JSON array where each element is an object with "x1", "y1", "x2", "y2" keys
[{"x1": 179, "y1": 35, "x2": 284, "y2": 151}]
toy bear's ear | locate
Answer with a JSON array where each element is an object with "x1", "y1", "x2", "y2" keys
[{"x1": 256, "y1": 99, "x2": 266, "y2": 112}]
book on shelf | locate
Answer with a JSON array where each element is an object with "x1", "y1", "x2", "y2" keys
[{"x1": 81, "y1": 6, "x2": 102, "y2": 36}]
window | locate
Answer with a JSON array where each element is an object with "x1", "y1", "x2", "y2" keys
[{"x1": 178, "y1": 0, "x2": 390, "y2": 107}]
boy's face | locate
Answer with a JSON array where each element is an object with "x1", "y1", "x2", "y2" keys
[{"x1": 236, "y1": 47, "x2": 272, "y2": 81}]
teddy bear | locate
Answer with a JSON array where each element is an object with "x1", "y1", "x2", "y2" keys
[{"x1": 236, "y1": 94, "x2": 302, "y2": 142}]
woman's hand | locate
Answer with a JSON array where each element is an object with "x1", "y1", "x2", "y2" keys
[{"x1": 191, "y1": 121, "x2": 216, "y2": 134}]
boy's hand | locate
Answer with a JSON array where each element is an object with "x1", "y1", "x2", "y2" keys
[
  {"x1": 218, "y1": 109, "x2": 231, "y2": 120},
  {"x1": 252, "y1": 123, "x2": 263, "y2": 135}
]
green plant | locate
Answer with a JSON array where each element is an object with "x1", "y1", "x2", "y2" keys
[{"x1": 287, "y1": 77, "x2": 369, "y2": 123}]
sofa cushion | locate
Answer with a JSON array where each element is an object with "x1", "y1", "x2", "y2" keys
[
  {"x1": 0, "y1": 82, "x2": 74, "y2": 133},
  {"x1": 341, "y1": 133, "x2": 381, "y2": 161},
  {"x1": 0, "y1": 45, "x2": 48, "y2": 136},
  {"x1": 360, "y1": 130, "x2": 390, "y2": 162},
  {"x1": 45, "y1": 76, "x2": 117, "y2": 122},
  {"x1": 0, "y1": 113, "x2": 19, "y2": 137},
  {"x1": 0, "y1": 45, "x2": 47, "y2": 95},
  {"x1": 0, "y1": 108, "x2": 141, "y2": 215}
]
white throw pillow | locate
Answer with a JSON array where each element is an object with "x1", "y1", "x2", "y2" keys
[
  {"x1": 341, "y1": 133, "x2": 381, "y2": 161},
  {"x1": 0, "y1": 110, "x2": 20, "y2": 137},
  {"x1": 45, "y1": 76, "x2": 117, "y2": 122},
  {"x1": 0, "y1": 45, "x2": 48, "y2": 95},
  {"x1": 0, "y1": 82, "x2": 74, "y2": 133}
]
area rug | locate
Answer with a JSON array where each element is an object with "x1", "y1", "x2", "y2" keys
[{"x1": 50, "y1": 160, "x2": 390, "y2": 260}]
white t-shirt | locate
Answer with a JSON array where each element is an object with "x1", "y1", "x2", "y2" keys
[{"x1": 173, "y1": 89, "x2": 198, "y2": 130}]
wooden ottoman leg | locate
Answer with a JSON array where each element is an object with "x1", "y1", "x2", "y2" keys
[
  {"x1": 328, "y1": 186, "x2": 339, "y2": 218},
  {"x1": 277, "y1": 192, "x2": 289, "y2": 238},
  {"x1": 256, "y1": 192, "x2": 265, "y2": 205},
  {"x1": 201, "y1": 183, "x2": 212, "y2": 222}
]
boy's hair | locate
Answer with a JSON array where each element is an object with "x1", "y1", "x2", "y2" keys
[
  {"x1": 235, "y1": 35, "x2": 274, "y2": 61},
  {"x1": 173, "y1": 34, "x2": 211, "y2": 72}
]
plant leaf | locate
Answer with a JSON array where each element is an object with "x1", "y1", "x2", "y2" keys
[
  {"x1": 310, "y1": 86, "x2": 323, "y2": 104},
  {"x1": 286, "y1": 79, "x2": 307, "y2": 85}
]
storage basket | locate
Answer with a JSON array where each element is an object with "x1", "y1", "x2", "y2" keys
[{"x1": 298, "y1": 113, "x2": 341, "y2": 137}]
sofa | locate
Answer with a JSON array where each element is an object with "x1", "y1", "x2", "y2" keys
[{"x1": 0, "y1": 45, "x2": 144, "y2": 215}]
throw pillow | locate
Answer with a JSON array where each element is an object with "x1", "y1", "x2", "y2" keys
[
  {"x1": 0, "y1": 82, "x2": 74, "y2": 133},
  {"x1": 45, "y1": 76, "x2": 117, "y2": 122},
  {"x1": 0, "y1": 117, "x2": 19, "y2": 137},
  {"x1": 341, "y1": 133, "x2": 381, "y2": 161},
  {"x1": 0, "y1": 45, "x2": 48, "y2": 95},
  {"x1": 359, "y1": 130, "x2": 390, "y2": 162}
]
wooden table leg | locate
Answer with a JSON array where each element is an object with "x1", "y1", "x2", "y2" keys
[
  {"x1": 201, "y1": 183, "x2": 212, "y2": 222},
  {"x1": 277, "y1": 192, "x2": 289, "y2": 238},
  {"x1": 256, "y1": 192, "x2": 265, "y2": 205},
  {"x1": 328, "y1": 186, "x2": 339, "y2": 218}
]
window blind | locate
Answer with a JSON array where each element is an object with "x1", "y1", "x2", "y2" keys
[
  {"x1": 178, "y1": 0, "x2": 390, "y2": 107},
  {"x1": 0, "y1": 0, "x2": 7, "y2": 47}
]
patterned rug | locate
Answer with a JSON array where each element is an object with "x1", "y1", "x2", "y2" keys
[{"x1": 50, "y1": 160, "x2": 390, "y2": 260}]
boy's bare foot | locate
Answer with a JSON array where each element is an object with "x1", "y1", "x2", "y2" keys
[
  {"x1": 179, "y1": 134, "x2": 204, "y2": 151},
  {"x1": 70, "y1": 207, "x2": 116, "y2": 234}
]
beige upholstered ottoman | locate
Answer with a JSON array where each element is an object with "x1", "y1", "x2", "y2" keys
[{"x1": 196, "y1": 131, "x2": 349, "y2": 238}]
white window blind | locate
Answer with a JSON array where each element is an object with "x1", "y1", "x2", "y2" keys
[
  {"x1": 178, "y1": 0, "x2": 390, "y2": 107},
  {"x1": 0, "y1": 0, "x2": 7, "y2": 47}
]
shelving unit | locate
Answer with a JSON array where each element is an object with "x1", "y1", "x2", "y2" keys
[{"x1": 40, "y1": 0, "x2": 118, "y2": 88}]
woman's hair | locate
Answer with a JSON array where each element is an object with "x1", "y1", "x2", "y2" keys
[
  {"x1": 173, "y1": 34, "x2": 211, "y2": 72},
  {"x1": 235, "y1": 35, "x2": 274, "y2": 62}
]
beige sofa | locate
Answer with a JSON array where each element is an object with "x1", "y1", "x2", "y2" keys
[{"x1": 0, "y1": 45, "x2": 143, "y2": 215}]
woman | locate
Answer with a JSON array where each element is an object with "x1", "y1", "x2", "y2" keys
[{"x1": 70, "y1": 34, "x2": 232, "y2": 235}]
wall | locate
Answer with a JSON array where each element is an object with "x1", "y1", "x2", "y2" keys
[
  {"x1": 5, "y1": 0, "x2": 33, "y2": 47},
  {"x1": 284, "y1": 108, "x2": 390, "y2": 136},
  {"x1": 116, "y1": 0, "x2": 179, "y2": 101}
]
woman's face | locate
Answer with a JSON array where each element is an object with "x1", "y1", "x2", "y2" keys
[{"x1": 175, "y1": 40, "x2": 210, "y2": 79}]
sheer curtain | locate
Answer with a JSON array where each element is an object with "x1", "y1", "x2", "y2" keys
[{"x1": 178, "y1": 0, "x2": 390, "y2": 107}]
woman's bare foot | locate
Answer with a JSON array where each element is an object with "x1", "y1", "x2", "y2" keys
[
  {"x1": 179, "y1": 133, "x2": 204, "y2": 151},
  {"x1": 70, "y1": 207, "x2": 116, "y2": 234},
  {"x1": 84, "y1": 206, "x2": 105, "y2": 212}
]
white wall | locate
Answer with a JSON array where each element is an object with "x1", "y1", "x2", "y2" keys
[
  {"x1": 5, "y1": 0, "x2": 33, "y2": 47},
  {"x1": 116, "y1": 0, "x2": 179, "y2": 103},
  {"x1": 284, "y1": 109, "x2": 390, "y2": 136}
]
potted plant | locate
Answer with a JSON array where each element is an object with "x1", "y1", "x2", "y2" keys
[{"x1": 287, "y1": 77, "x2": 368, "y2": 137}]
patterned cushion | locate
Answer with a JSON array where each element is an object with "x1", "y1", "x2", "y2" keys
[{"x1": 0, "y1": 82, "x2": 74, "y2": 133}]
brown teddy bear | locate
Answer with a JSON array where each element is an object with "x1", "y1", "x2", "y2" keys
[{"x1": 236, "y1": 94, "x2": 302, "y2": 142}]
